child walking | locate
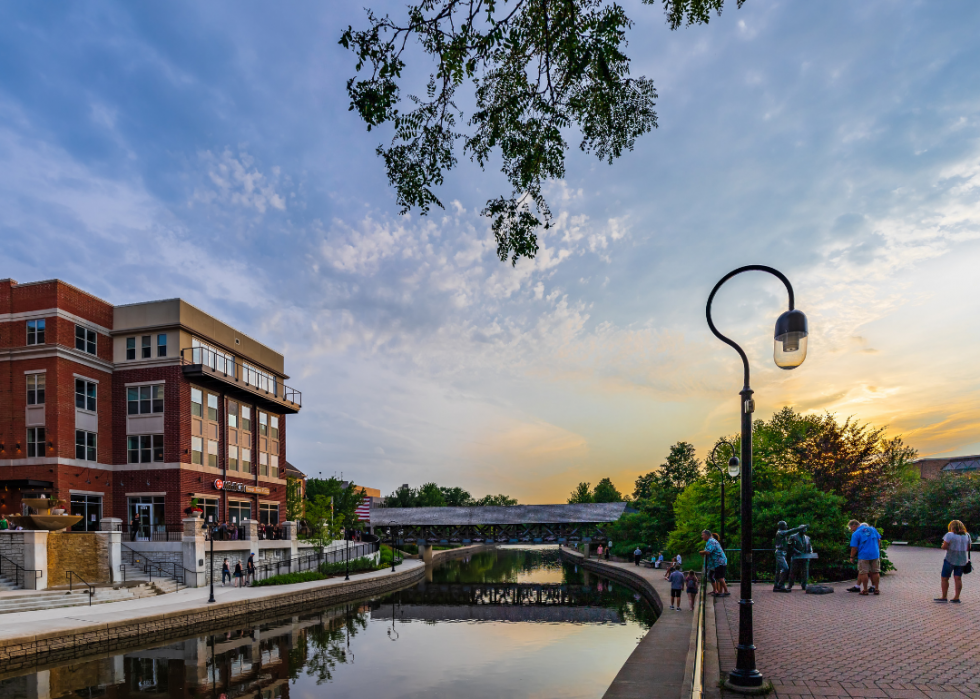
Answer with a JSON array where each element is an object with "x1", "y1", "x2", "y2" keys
[
  {"x1": 685, "y1": 570, "x2": 699, "y2": 610},
  {"x1": 668, "y1": 565, "x2": 685, "y2": 611}
]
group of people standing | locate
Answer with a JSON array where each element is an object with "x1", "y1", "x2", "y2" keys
[{"x1": 221, "y1": 553, "x2": 257, "y2": 587}]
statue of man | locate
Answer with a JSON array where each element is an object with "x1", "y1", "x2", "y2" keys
[{"x1": 773, "y1": 521, "x2": 808, "y2": 592}]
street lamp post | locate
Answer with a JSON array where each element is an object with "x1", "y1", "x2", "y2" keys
[
  {"x1": 706, "y1": 265, "x2": 808, "y2": 691},
  {"x1": 709, "y1": 438, "x2": 740, "y2": 550},
  {"x1": 344, "y1": 524, "x2": 350, "y2": 581}
]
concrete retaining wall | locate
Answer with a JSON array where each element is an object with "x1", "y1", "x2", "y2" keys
[{"x1": 559, "y1": 548, "x2": 663, "y2": 615}]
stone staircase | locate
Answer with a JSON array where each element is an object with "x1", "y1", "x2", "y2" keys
[{"x1": 0, "y1": 582, "x2": 163, "y2": 615}]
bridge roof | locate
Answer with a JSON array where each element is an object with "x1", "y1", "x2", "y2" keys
[{"x1": 369, "y1": 502, "x2": 628, "y2": 526}]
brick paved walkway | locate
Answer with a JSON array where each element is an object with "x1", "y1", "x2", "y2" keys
[{"x1": 716, "y1": 546, "x2": 980, "y2": 699}]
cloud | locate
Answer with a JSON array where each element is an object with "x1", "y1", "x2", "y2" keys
[{"x1": 191, "y1": 148, "x2": 286, "y2": 214}]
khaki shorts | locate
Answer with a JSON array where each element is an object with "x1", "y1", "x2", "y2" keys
[{"x1": 857, "y1": 558, "x2": 880, "y2": 575}]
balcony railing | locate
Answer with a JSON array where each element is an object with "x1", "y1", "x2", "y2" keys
[{"x1": 180, "y1": 346, "x2": 301, "y2": 411}]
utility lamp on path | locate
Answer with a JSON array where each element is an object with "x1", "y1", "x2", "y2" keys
[{"x1": 706, "y1": 265, "x2": 809, "y2": 692}]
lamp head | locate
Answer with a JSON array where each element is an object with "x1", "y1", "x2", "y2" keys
[
  {"x1": 727, "y1": 456, "x2": 741, "y2": 478},
  {"x1": 774, "y1": 309, "x2": 808, "y2": 369}
]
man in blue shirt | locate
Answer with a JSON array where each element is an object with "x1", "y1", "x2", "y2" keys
[{"x1": 848, "y1": 519, "x2": 882, "y2": 595}]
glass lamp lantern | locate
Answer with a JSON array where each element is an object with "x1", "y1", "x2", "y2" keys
[
  {"x1": 727, "y1": 456, "x2": 741, "y2": 478},
  {"x1": 773, "y1": 309, "x2": 809, "y2": 369}
]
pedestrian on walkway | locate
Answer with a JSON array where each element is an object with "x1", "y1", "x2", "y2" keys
[
  {"x1": 605, "y1": 543, "x2": 610, "y2": 560},
  {"x1": 699, "y1": 529, "x2": 730, "y2": 596},
  {"x1": 675, "y1": 553, "x2": 683, "y2": 567},
  {"x1": 233, "y1": 561, "x2": 244, "y2": 587},
  {"x1": 847, "y1": 520, "x2": 882, "y2": 595},
  {"x1": 633, "y1": 546, "x2": 643, "y2": 566},
  {"x1": 685, "y1": 570, "x2": 700, "y2": 610},
  {"x1": 936, "y1": 520, "x2": 971, "y2": 603},
  {"x1": 130, "y1": 513, "x2": 140, "y2": 542},
  {"x1": 246, "y1": 553, "x2": 256, "y2": 585},
  {"x1": 669, "y1": 566, "x2": 685, "y2": 611},
  {"x1": 221, "y1": 558, "x2": 231, "y2": 586},
  {"x1": 0, "y1": 514, "x2": 9, "y2": 530},
  {"x1": 655, "y1": 552, "x2": 664, "y2": 569},
  {"x1": 596, "y1": 544, "x2": 603, "y2": 559}
]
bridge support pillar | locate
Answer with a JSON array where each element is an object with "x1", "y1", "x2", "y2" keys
[
  {"x1": 420, "y1": 544, "x2": 434, "y2": 564},
  {"x1": 582, "y1": 542, "x2": 590, "y2": 559}
]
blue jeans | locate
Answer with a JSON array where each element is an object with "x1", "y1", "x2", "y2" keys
[
  {"x1": 222, "y1": 570, "x2": 231, "y2": 584},
  {"x1": 942, "y1": 559, "x2": 963, "y2": 578}
]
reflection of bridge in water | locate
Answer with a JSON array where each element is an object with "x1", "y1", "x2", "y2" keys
[{"x1": 372, "y1": 582, "x2": 626, "y2": 623}]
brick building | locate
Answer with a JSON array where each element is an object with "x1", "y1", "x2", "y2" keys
[
  {"x1": 0, "y1": 279, "x2": 301, "y2": 537},
  {"x1": 913, "y1": 455, "x2": 980, "y2": 480}
]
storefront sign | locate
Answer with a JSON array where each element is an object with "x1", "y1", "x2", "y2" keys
[{"x1": 213, "y1": 479, "x2": 270, "y2": 496}]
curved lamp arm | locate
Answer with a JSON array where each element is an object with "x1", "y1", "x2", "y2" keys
[
  {"x1": 709, "y1": 437, "x2": 738, "y2": 473},
  {"x1": 705, "y1": 265, "x2": 797, "y2": 391}
]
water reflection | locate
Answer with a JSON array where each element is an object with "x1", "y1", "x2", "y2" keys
[{"x1": 0, "y1": 547, "x2": 654, "y2": 699}]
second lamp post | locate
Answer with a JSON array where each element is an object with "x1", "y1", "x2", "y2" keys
[{"x1": 706, "y1": 265, "x2": 809, "y2": 691}]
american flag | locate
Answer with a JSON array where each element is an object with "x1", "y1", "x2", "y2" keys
[{"x1": 355, "y1": 499, "x2": 371, "y2": 522}]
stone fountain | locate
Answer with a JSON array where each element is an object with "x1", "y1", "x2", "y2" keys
[{"x1": 8, "y1": 498, "x2": 83, "y2": 531}]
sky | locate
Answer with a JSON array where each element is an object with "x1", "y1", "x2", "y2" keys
[{"x1": 1, "y1": 1, "x2": 979, "y2": 503}]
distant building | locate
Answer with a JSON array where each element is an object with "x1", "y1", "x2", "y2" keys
[
  {"x1": 342, "y1": 481, "x2": 381, "y2": 522},
  {"x1": 914, "y1": 455, "x2": 980, "y2": 480},
  {"x1": 283, "y1": 462, "x2": 307, "y2": 500}
]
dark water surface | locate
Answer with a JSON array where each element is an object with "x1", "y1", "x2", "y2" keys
[{"x1": 0, "y1": 547, "x2": 655, "y2": 699}]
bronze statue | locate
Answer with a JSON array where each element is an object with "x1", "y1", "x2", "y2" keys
[{"x1": 773, "y1": 521, "x2": 817, "y2": 592}]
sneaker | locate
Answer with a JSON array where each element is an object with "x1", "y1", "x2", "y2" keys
[
  {"x1": 950, "y1": 599, "x2": 961, "y2": 604},
  {"x1": 669, "y1": 605, "x2": 674, "y2": 610},
  {"x1": 676, "y1": 607, "x2": 682, "y2": 611},
  {"x1": 933, "y1": 598, "x2": 948, "y2": 603},
  {"x1": 868, "y1": 585, "x2": 876, "y2": 594},
  {"x1": 846, "y1": 586, "x2": 861, "y2": 593}
]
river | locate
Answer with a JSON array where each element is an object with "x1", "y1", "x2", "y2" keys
[{"x1": 0, "y1": 546, "x2": 656, "y2": 699}]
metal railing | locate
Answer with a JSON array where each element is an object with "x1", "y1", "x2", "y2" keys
[
  {"x1": 0, "y1": 554, "x2": 42, "y2": 590},
  {"x1": 121, "y1": 545, "x2": 191, "y2": 588},
  {"x1": 66, "y1": 571, "x2": 94, "y2": 606},
  {"x1": 122, "y1": 524, "x2": 184, "y2": 542},
  {"x1": 180, "y1": 346, "x2": 302, "y2": 408},
  {"x1": 691, "y1": 558, "x2": 708, "y2": 699},
  {"x1": 250, "y1": 542, "x2": 379, "y2": 583}
]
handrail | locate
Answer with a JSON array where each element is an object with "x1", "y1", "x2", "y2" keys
[
  {"x1": 0, "y1": 553, "x2": 42, "y2": 590},
  {"x1": 66, "y1": 571, "x2": 94, "y2": 606},
  {"x1": 691, "y1": 558, "x2": 708, "y2": 699},
  {"x1": 180, "y1": 346, "x2": 302, "y2": 408},
  {"x1": 120, "y1": 545, "x2": 188, "y2": 588}
]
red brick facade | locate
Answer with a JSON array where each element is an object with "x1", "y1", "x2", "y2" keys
[{"x1": 1, "y1": 279, "x2": 293, "y2": 529}]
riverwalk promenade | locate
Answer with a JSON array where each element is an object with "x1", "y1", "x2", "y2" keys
[
  {"x1": 0, "y1": 559, "x2": 425, "y2": 673},
  {"x1": 717, "y1": 545, "x2": 980, "y2": 699}
]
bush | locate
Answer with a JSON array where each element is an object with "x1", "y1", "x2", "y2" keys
[{"x1": 252, "y1": 571, "x2": 326, "y2": 587}]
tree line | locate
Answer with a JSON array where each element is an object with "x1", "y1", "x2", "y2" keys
[
  {"x1": 383, "y1": 483, "x2": 518, "y2": 508},
  {"x1": 587, "y1": 407, "x2": 972, "y2": 581}
]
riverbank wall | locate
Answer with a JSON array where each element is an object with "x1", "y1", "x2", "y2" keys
[
  {"x1": 0, "y1": 560, "x2": 425, "y2": 673},
  {"x1": 560, "y1": 547, "x2": 664, "y2": 615}
]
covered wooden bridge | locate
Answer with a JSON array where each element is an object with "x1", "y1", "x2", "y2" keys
[{"x1": 368, "y1": 502, "x2": 628, "y2": 547}]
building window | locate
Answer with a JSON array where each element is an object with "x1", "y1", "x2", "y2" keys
[
  {"x1": 141, "y1": 335, "x2": 151, "y2": 359},
  {"x1": 157, "y1": 334, "x2": 167, "y2": 357},
  {"x1": 229, "y1": 501, "x2": 250, "y2": 525},
  {"x1": 259, "y1": 412, "x2": 268, "y2": 437},
  {"x1": 270, "y1": 455, "x2": 279, "y2": 478},
  {"x1": 27, "y1": 427, "x2": 45, "y2": 457},
  {"x1": 75, "y1": 430, "x2": 97, "y2": 461},
  {"x1": 260, "y1": 503, "x2": 279, "y2": 525},
  {"x1": 259, "y1": 451, "x2": 269, "y2": 476},
  {"x1": 27, "y1": 373, "x2": 45, "y2": 405},
  {"x1": 228, "y1": 401, "x2": 238, "y2": 428},
  {"x1": 75, "y1": 325, "x2": 97, "y2": 355},
  {"x1": 200, "y1": 498, "x2": 219, "y2": 524},
  {"x1": 191, "y1": 388, "x2": 203, "y2": 417},
  {"x1": 192, "y1": 338, "x2": 235, "y2": 374},
  {"x1": 241, "y1": 447, "x2": 251, "y2": 473},
  {"x1": 126, "y1": 337, "x2": 136, "y2": 360},
  {"x1": 26, "y1": 319, "x2": 45, "y2": 346},
  {"x1": 207, "y1": 440, "x2": 218, "y2": 467},
  {"x1": 75, "y1": 379, "x2": 97, "y2": 412},
  {"x1": 241, "y1": 406, "x2": 251, "y2": 432},
  {"x1": 207, "y1": 394, "x2": 218, "y2": 422},
  {"x1": 128, "y1": 435, "x2": 164, "y2": 463},
  {"x1": 242, "y1": 362, "x2": 276, "y2": 394},
  {"x1": 228, "y1": 445, "x2": 239, "y2": 471},
  {"x1": 270, "y1": 415, "x2": 279, "y2": 440},
  {"x1": 128, "y1": 385, "x2": 164, "y2": 415},
  {"x1": 70, "y1": 494, "x2": 103, "y2": 532},
  {"x1": 191, "y1": 436, "x2": 203, "y2": 464}
]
